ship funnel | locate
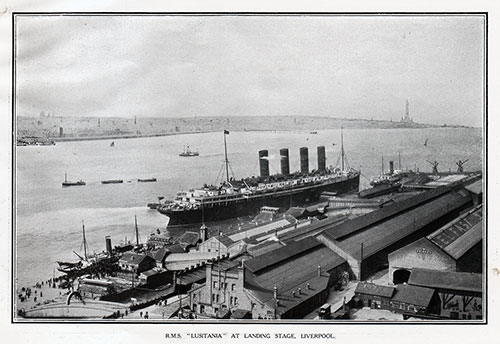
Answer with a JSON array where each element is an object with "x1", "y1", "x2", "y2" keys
[
  {"x1": 389, "y1": 161, "x2": 394, "y2": 174},
  {"x1": 317, "y1": 146, "x2": 326, "y2": 172},
  {"x1": 259, "y1": 150, "x2": 270, "y2": 178},
  {"x1": 105, "y1": 236, "x2": 112, "y2": 255},
  {"x1": 300, "y1": 147, "x2": 309, "y2": 175},
  {"x1": 280, "y1": 148, "x2": 290, "y2": 176}
]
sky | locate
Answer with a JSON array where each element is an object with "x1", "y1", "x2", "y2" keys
[{"x1": 14, "y1": 14, "x2": 485, "y2": 127}]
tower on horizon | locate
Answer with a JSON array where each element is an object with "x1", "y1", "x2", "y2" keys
[{"x1": 401, "y1": 99, "x2": 413, "y2": 123}]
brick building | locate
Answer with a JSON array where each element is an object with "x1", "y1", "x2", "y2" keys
[{"x1": 189, "y1": 237, "x2": 349, "y2": 319}]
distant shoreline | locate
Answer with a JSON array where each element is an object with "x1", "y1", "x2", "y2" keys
[{"x1": 17, "y1": 114, "x2": 476, "y2": 144}]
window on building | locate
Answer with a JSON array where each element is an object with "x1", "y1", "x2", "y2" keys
[
  {"x1": 230, "y1": 296, "x2": 233, "y2": 305},
  {"x1": 232, "y1": 284, "x2": 236, "y2": 291},
  {"x1": 214, "y1": 281, "x2": 218, "y2": 288},
  {"x1": 212, "y1": 294, "x2": 216, "y2": 302},
  {"x1": 200, "y1": 305, "x2": 205, "y2": 313},
  {"x1": 234, "y1": 297, "x2": 238, "y2": 305},
  {"x1": 216, "y1": 294, "x2": 220, "y2": 303}
]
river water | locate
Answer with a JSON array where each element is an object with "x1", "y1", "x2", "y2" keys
[{"x1": 15, "y1": 127, "x2": 482, "y2": 287}]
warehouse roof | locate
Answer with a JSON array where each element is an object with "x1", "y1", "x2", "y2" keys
[
  {"x1": 322, "y1": 187, "x2": 452, "y2": 241},
  {"x1": 247, "y1": 240, "x2": 286, "y2": 257},
  {"x1": 427, "y1": 205, "x2": 482, "y2": 260},
  {"x1": 464, "y1": 179, "x2": 483, "y2": 195},
  {"x1": 408, "y1": 268, "x2": 482, "y2": 294},
  {"x1": 333, "y1": 191, "x2": 470, "y2": 260},
  {"x1": 247, "y1": 244, "x2": 345, "y2": 291},
  {"x1": 391, "y1": 284, "x2": 435, "y2": 307},
  {"x1": 244, "y1": 237, "x2": 322, "y2": 273},
  {"x1": 355, "y1": 282, "x2": 395, "y2": 298}
]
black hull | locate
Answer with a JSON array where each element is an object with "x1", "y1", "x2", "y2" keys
[{"x1": 158, "y1": 173, "x2": 360, "y2": 225}]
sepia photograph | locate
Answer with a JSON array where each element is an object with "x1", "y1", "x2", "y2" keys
[{"x1": 11, "y1": 12, "x2": 486, "y2": 326}]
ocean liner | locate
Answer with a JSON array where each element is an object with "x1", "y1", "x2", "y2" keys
[{"x1": 157, "y1": 129, "x2": 360, "y2": 225}]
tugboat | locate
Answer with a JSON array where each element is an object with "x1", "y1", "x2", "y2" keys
[
  {"x1": 179, "y1": 145, "x2": 199, "y2": 157},
  {"x1": 157, "y1": 129, "x2": 360, "y2": 225},
  {"x1": 62, "y1": 173, "x2": 86, "y2": 187}
]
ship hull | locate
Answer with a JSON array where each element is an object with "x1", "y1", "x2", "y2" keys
[{"x1": 158, "y1": 173, "x2": 360, "y2": 225}]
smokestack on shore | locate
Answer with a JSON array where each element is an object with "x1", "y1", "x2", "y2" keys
[
  {"x1": 280, "y1": 148, "x2": 290, "y2": 176},
  {"x1": 300, "y1": 147, "x2": 309, "y2": 175},
  {"x1": 259, "y1": 150, "x2": 270, "y2": 178},
  {"x1": 389, "y1": 161, "x2": 394, "y2": 174},
  {"x1": 105, "y1": 236, "x2": 112, "y2": 255},
  {"x1": 317, "y1": 146, "x2": 326, "y2": 172}
]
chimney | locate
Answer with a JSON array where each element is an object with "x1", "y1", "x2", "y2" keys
[
  {"x1": 59, "y1": 127, "x2": 64, "y2": 137},
  {"x1": 298, "y1": 287, "x2": 302, "y2": 295},
  {"x1": 273, "y1": 285, "x2": 278, "y2": 300},
  {"x1": 300, "y1": 147, "x2": 309, "y2": 175},
  {"x1": 389, "y1": 161, "x2": 394, "y2": 174},
  {"x1": 317, "y1": 146, "x2": 326, "y2": 172},
  {"x1": 259, "y1": 150, "x2": 270, "y2": 178},
  {"x1": 292, "y1": 291, "x2": 296, "y2": 297},
  {"x1": 317, "y1": 265, "x2": 321, "y2": 277},
  {"x1": 280, "y1": 148, "x2": 290, "y2": 176},
  {"x1": 200, "y1": 224, "x2": 207, "y2": 242},
  {"x1": 105, "y1": 236, "x2": 112, "y2": 255},
  {"x1": 306, "y1": 283, "x2": 310, "y2": 290}
]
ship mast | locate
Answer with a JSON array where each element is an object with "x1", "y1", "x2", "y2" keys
[
  {"x1": 223, "y1": 130, "x2": 230, "y2": 183},
  {"x1": 341, "y1": 127, "x2": 345, "y2": 172}
]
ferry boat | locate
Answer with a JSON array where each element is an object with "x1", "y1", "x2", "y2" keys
[
  {"x1": 138, "y1": 178, "x2": 157, "y2": 183},
  {"x1": 157, "y1": 129, "x2": 360, "y2": 225}
]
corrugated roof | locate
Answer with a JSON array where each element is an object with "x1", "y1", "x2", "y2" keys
[
  {"x1": 244, "y1": 237, "x2": 322, "y2": 273},
  {"x1": 250, "y1": 245, "x2": 346, "y2": 291},
  {"x1": 408, "y1": 268, "x2": 482, "y2": 293},
  {"x1": 427, "y1": 205, "x2": 482, "y2": 259},
  {"x1": 334, "y1": 191, "x2": 470, "y2": 260},
  {"x1": 166, "y1": 244, "x2": 186, "y2": 253},
  {"x1": 355, "y1": 282, "x2": 395, "y2": 298},
  {"x1": 464, "y1": 179, "x2": 482, "y2": 195},
  {"x1": 322, "y1": 187, "x2": 452, "y2": 241},
  {"x1": 285, "y1": 207, "x2": 306, "y2": 218},
  {"x1": 391, "y1": 284, "x2": 435, "y2": 307},
  {"x1": 247, "y1": 240, "x2": 286, "y2": 257}
]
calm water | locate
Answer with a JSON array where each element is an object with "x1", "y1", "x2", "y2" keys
[{"x1": 15, "y1": 128, "x2": 482, "y2": 287}]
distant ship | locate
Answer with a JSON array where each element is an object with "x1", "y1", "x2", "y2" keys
[
  {"x1": 157, "y1": 129, "x2": 360, "y2": 225},
  {"x1": 179, "y1": 145, "x2": 199, "y2": 157},
  {"x1": 62, "y1": 173, "x2": 86, "y2": 187},
  {"x1": 138, "y1": 178, "x2": 157, "y2": 183},
  {"x1": 101, "y1": 179, "x2": 123, "y2": 184}
]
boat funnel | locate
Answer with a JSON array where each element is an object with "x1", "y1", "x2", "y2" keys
[
  {"x1": 259, "y1": 150, "x2": 270, "y2": 178},
  {"x1": 317, "y1": 146, "x2": 326, "y2": 172},
  {"x1": 389, "y1": 161, "x2": 394, "y2": 174},
  {"x1": 280, "y1": 148, "x2": 290, "y2": 176},
  {"x1": 300, "y1": 147, "x2": 309, "y2": 175},
  {"x1": 105, "y1": 236, "x2": 112, "y2": 255}
]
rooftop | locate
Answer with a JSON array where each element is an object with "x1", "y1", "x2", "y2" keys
[
  {"x1": 408, "y1": 268, "x2": 482, "y2": 294},
  {"x1": 322, "y1": 187, "x2": 452, "y2": 241},
  {"x1": 391, "y1": 284, "x2": 435, "y2": 307},
  {"x1": 334, "y1": 190, "x2": 470, "y2": 260},
  {"x1": 355, "y1": 282, "x2": 395, "y2": 298},
  {"x1": 244, "y1": 237, "x2": 322, "y2": 273},
  {"x1": 427, "y1": 205, "x2": 482, "y2": 260},
  {"x1": 464, "y1": 179, "x2": 482, "y2": 195},
  {"x1": 119, "y1": 252, "x2": 151, "y2": 265}
]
